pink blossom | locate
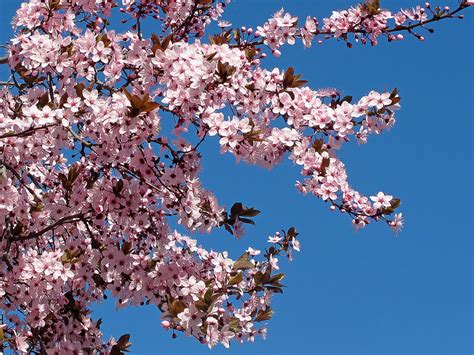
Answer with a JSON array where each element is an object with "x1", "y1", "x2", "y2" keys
[{"x1": 370, "y1": 192, "x2": 393, "y2": 209}]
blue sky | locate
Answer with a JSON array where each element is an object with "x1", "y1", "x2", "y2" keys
[{"x1": 0, "y1": 1, "x2": 472, "y2": 354}]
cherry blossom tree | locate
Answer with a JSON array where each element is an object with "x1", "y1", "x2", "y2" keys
[{"x1": 0, "y1": 0, "x2": 471, "y2": 353}]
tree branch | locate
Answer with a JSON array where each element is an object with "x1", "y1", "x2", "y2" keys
[
  {"x1": 0, "y1": 159, "x2": 42, "y2": 202},
  {"x1": 0, "y1": 55, "x2": 8, "y2": 65},
  {"x1": 13, "y1": 213, "x2": 87, "y2": 242}
]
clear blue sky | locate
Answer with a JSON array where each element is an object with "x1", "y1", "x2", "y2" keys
[{"x1": 1, "y1": 1, "x2": 472, "y2": 354}]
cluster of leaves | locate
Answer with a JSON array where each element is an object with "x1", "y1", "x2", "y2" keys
[
  {"x1": 282, "y1": 67, "x2": 307, "y2": 90},
  {"x1": 110, "y1": 334, "x2": 132, "y2": 355},
  {"x1": 151, "y1": 33, "x2": 173, "y2": 54},
  {"x1": 216, "y1": 61, "x2": 237, "y2": 83},
  {"x1": 122, "y1": 88, "x2": 161, "y2": 118},
  {"x1": 220, "y1": 202, "x2": 261, "y2": 235}
]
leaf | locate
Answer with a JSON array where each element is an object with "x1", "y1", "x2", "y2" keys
[
  {"x1": 122, "y1": 88, "x2": 141, "y2": 109},
  {"x1": 224, "y1": 223, "x2": 234, "y2": 235},
  {"x1": 230, "y1": 202, "x2": 243, "y2": 216},
  {"x1": 266, "y1": 286, "x2": 284, "y2": 294},
  {"x1": 59, "y1": 173, "x2": 71, "y2": 190},
  {"x1": 116, "y1": 334, "x2": 132, "y2": 349},
  {"x1": 240, "y1": 208, "x2": 261, "y2": 217},
  {"x1": 229, "y1": 317, "x2": 241, "y2": 332},
  {"x1": 59, "y1": 93, "x2": 69, "y2": 107},
  {"x1": 122, "y1": 88, "x2": 160, "y2": 117},
  {"x1": 313, "y1": 139, "x2": 325, "y2": 153},
  {"x1": 232, "y1": 252, "x2": 254, "y2": 270},
  {"x1": 169, "y1": 300, "x2": 186, "y2": 317},
  {"x1": 287, "y1": 227, "x2": 299, "y2": 239},
  {"x1": 320, "y1": 157, "x2": 330, "y2": 177},
  {"x1": 245, "y1": 47, "x2": 257, "y2": 61},
  {"x1": 92, "y1": 274, "x2": 107, "y2": 287},
  {"x1": 255, "y1": 308, "x2": 273, "y2": 322},
  {"x1": 290, "y1": 79, "x2": 308, "y2": 88},
  {"x1": 151, "y1": 33, "x2": 161, "y2": 45},
  {"x1": 37, "y1": 92, "x2": 50, "y2": 109},
  {"x1": 206, "y1": 52, "x2": 218, "y2": 61},
  {"x1": 365, "y1": 0, "x2": 381, "y2": 14},
  {"x1": 160, "y1": 34, "x2": 173, "y2": 51},
  {"x1": 61, "y1": 249, "x2": 72, "y2": 264},
  {"x1": 75, "y1": 83, "x2": 85, "y2": 98},
  {"x1": 141, "y1": 101, "x2": 160, "y2": 113},
  {"x1": 269, "y1": 273, "x2": 285, "y2": 283},
  {"x1": 68, "y1": 165, "x2": 81, "y2": 183},
  {"x1": 204, "y1": 288, "x2": 213, "y2": 303},
  {"x1": 283, "y1": 67, "x2": 295, "y2": 88},
  {"x1": 195, "y1": 299, "x2": 209, "y2": 312},
  {"x1": 342, "y1": 95, "x2": 353, "y2": 103},
  {"x1": 382, "y1": 198, "x2": 401, "y2": 215},
  {"x1": 216, "y1": 60, "x2": 236, "y2": 82},
  {"x1": 121, "y1": 241, "x2": 132, "y2": 255},
  {"x1": 253, "y1": 271, "x2": 264, "y2": 286},
  {"x1": 113, "y1": 179, "x2": 124, "y2": 196},
  {"x1": 111, "y1": 334, "x2": 132, "y2": 355},
  {"x1": 49, "y1": 0, "x2": 61, "y2": 10},
  {"x1": 228, "y1": 272, "x2": 243, "y2": 286},
  {"x1": 238, "y1": 217, "x2": 255, "y2": 225}
]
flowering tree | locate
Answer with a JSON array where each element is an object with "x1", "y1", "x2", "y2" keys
[{"x1": 0, "y1": 0, "x2": 471, "y2": 353}]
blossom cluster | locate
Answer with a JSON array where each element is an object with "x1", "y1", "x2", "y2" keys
[{"x1": 256, "y1": 1, "x2": 473, "y2": 51}]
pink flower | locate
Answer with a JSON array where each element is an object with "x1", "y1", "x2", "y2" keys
[
  {"x1": 370, "y1": 191, "x2": 393, "y2": 209},
  {"x1": 390, "y1": 213, "x2": 404, "y2": 233},
  {"x1": 269, "y1": 255, "x2": 279, "y2": 270},
  {"x1": 268, "y1": 234, "x2": 282, "y2": 244},
  {"x1": 92, "y1": 41, "x2": 112, "y2": 63}
]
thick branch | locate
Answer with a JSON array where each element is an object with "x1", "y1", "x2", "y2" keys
[{"x1": 0, "y1": 55, "x2": 8, "y2": 65}]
